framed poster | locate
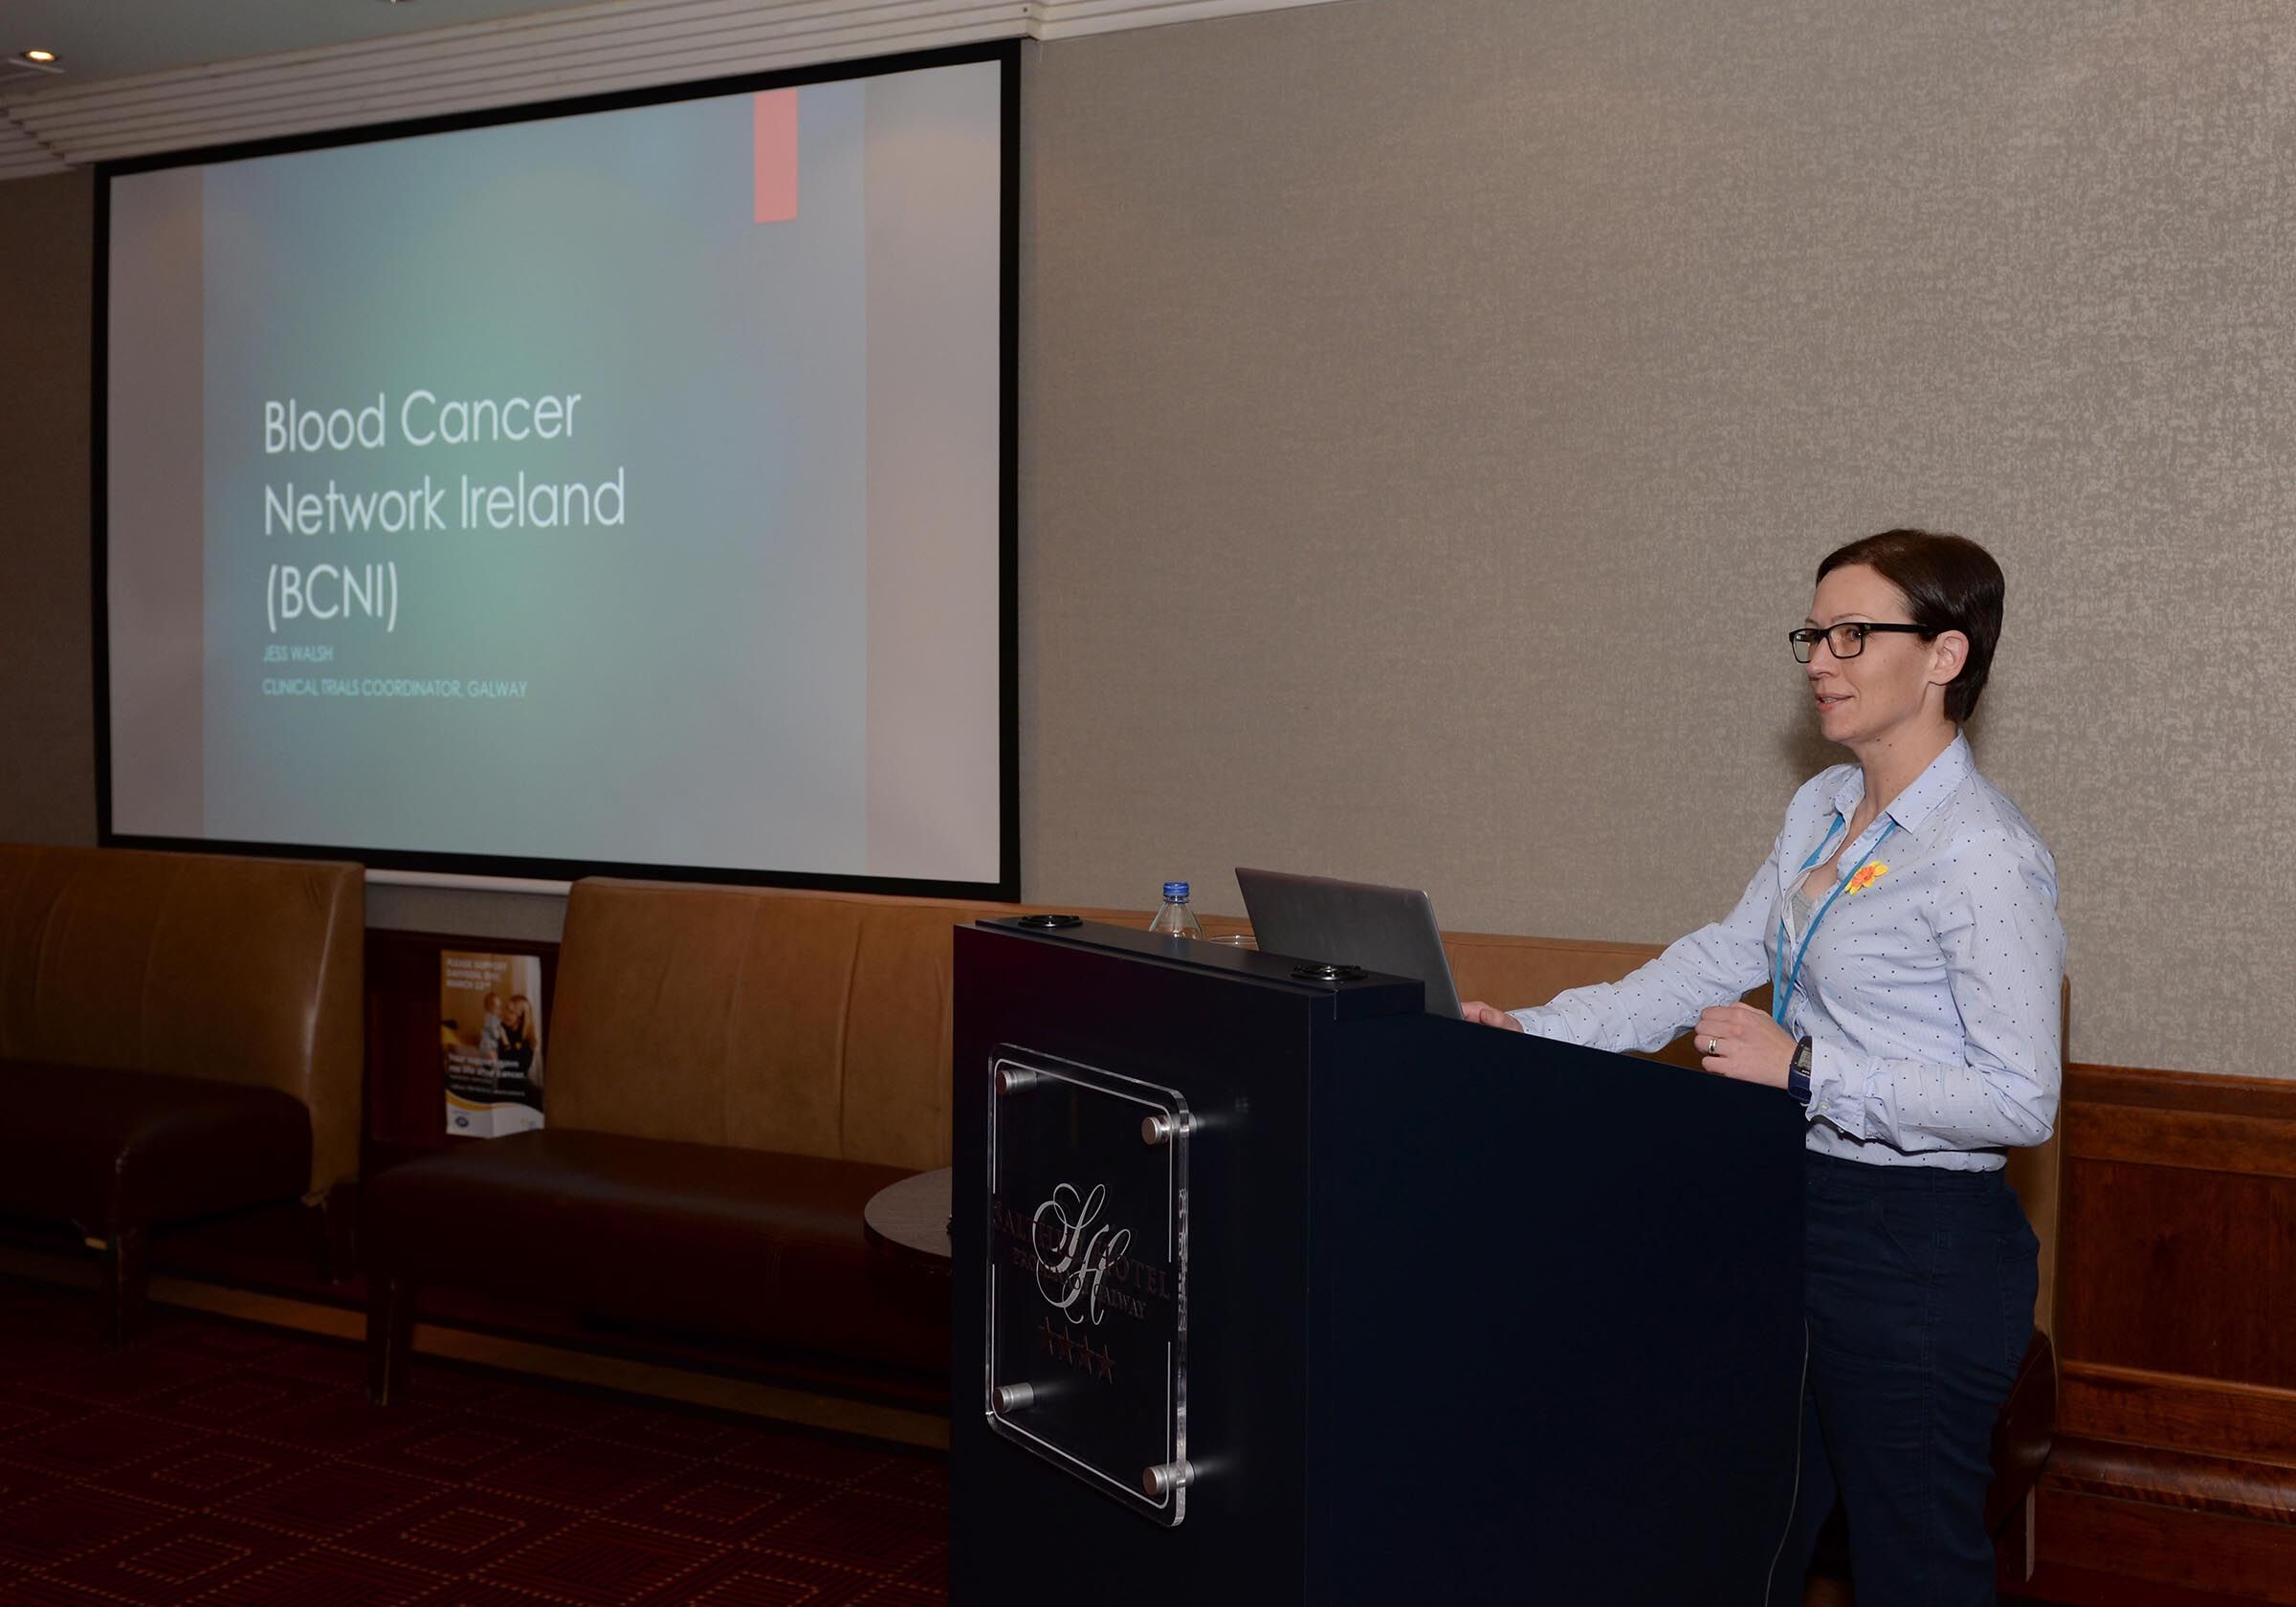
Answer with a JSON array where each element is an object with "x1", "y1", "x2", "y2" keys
[{"x1": 440, "y1": 950, "x2": 545, "y2": 1137}]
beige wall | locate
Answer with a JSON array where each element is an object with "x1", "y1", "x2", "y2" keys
[
  {"x1": 3, "y1": 3, "x2": 2289, "y2": 1074},
  {"x1": 1022, "y1": 0, "x2": 2296, "y2": 1078},
  {"x1": 0, "y1": 169, "x2": 97, "y2": 848}
]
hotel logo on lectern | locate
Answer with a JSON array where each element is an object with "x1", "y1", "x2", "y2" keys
[
  {"x1": 984, "y1": 1047, "x2": 1192, "y2": 1526},
  {"x1": 991, "y1": 1188, "x2": 1174, "y2": 1354}
]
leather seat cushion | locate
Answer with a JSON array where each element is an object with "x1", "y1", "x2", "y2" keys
[
  {"x1": 364, "y1": 1129, "x2": 945, "y2": 1375},
  {"x1": 0, "y1": 1058, "x2": 313, "y2": 1231}
]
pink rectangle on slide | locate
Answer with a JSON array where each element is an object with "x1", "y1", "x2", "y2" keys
[{"x1": 754, "y1": 90, "x2": 798, "y2": 223}]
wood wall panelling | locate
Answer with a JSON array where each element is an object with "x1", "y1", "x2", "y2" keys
[
  {"x1": 2059, "y1": 1071, "x2": 2296, "y2": 1394},
  {"x1": 2061, "y1": 1366, "x2": 2296, "y2": 1470},
  {"x1": 2039, "y1": 1490, "x2": 2296, "y2": 1606},
  {"x1": 2058, "y1": 1157, "x2": 2296, "y2": 1389},
  {"x1": 2045, "y1": 1436, "x2": 2296, "y2": 1525},
  {"x1": 2069, "y1": 1107, "x2": 2296, "y2": 1183},
  {"x1": 2064, "y1": 1067, "x2": 2296, "y2": 1123},
  {"x1": 2040, "y1": 1065, "x2": 2296, "y2": 1602},
  {"x1": 2020, "y1": 1560, "x2": 2292, "y2": 1607}
]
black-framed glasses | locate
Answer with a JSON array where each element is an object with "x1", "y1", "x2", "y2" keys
[{"x1": 1788, "y1": 622, "x2": 1929, "y2": 663}]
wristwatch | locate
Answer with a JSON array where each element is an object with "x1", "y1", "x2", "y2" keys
[{"x1": 1787, "y1": 1036, "x2": 1814, "y2": 1106}]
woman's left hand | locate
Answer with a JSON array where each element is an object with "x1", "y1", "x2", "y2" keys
[{"x1": 1693, "y1": 1002, "x2": 1796, "y2": 1090}]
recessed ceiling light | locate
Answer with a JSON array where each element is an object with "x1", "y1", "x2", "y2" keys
[{"x1": 24, "y1": 49, "x2": 55, "y2": 62}]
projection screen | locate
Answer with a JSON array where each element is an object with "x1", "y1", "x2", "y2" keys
[{"x1": 98, "y1": 43, "x2": 1015, "y2": 897}]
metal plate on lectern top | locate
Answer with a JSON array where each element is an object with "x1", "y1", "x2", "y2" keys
[{"x1": 985, "y1": 1046, "x2": 1190, "y2": 1526}]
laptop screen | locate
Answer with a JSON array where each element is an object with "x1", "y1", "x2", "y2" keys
[{"x1": 1234, "y1": 867, "x2": 1463, "y2": 1018}]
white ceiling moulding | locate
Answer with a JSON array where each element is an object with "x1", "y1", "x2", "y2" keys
[
  {"x1": 12, "y1": 0, "x2": 1031, "y2": 166},
  {"x1": 1034, "y1": 0, "x2": 1348, "y2": 40},
  {"x1": 0, "y1": 112, "x2": 66, "y2": 180},
  {"x1": 1, "y1": 0, "x2": 1352, "y2": 173}
]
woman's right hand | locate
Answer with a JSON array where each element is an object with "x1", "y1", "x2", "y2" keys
[{"x1": 1459, "y1": 1001, "x2": 1524, "y2": 1031}]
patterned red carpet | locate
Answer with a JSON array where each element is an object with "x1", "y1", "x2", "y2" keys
[{"x1": 0, "y1": 1278, "x2": 948, "y2": 1605}]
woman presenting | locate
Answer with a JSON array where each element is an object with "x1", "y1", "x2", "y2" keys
[{"x1": 1463, "y1": 529, "x2": 2064, "y2": 1606}]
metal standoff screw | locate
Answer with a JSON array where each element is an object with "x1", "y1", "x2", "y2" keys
[
  {"x1": 1141, "y1": 1459, "x2": 1196, "y2": 1499},
  {"x1": 993, "y1": 1382, "x2": 1036, "y2": 1415},
  {"x1": 1140, "y1": 1112, "x2": 1193, "y2": 1147},
  {"x1": 994, "y1": 1066, "x2": 1037, "y2": 1095}
]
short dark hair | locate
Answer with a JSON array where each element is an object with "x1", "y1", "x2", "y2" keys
[{"x1": 1816, "y1": 529, "x2": 2003, "y2": 723}]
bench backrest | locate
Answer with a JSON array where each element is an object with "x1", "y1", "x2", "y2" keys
[
  {"x1": 0, "y1": 845, "x2": 364, "y2": 1198},
  {"x1": 549, "y1": 881, "x2": 1073, "y2": 1173}
]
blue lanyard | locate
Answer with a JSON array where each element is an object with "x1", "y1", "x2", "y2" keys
[{"x1": 1771, "y1": 815, "x2": 1898, "y2": 1025}]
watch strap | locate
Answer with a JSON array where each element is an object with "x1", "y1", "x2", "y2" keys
[{"x1": 1788, "y1": 1036, "x2": 1814, "y2": 1106}]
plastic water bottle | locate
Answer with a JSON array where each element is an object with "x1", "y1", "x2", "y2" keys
[{"x1": 1148, "y1": 881, "x2": 1203, "y2": 940}]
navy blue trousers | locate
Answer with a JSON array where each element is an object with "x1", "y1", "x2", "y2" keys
[{"x1": 1769, "y1": 1151, "x2": 2039, "y2": 1607}]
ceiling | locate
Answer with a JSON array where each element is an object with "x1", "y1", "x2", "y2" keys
[{"x1": 3, "y1": 0, "x2": 622, "y2": 84}]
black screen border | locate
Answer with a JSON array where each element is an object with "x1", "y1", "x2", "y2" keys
[{"x1": 92, "y1": 38, "x2": 1022, "y2": 902}]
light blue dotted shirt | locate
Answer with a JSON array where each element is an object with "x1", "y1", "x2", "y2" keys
[{"x1": 1512, "y1": 734, "x2": 2064, "y2": 1171}]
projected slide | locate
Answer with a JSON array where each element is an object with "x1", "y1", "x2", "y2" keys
[{"x1": 105, "y1": 53, "x2": 1006, "y2": 889}]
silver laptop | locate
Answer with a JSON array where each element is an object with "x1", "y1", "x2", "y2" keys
[{"x1": 1234, "y1": 867, "x2": 1464, "y2": 1018}]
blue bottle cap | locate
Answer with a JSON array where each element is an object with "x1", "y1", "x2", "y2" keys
[{"x1": 1162, "y1": 882, "x2": 1189, "y2": 901}]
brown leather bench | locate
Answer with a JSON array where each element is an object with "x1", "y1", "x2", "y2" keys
[
  {"x1": 0, "y1": 845, "x2": 364, "y2": 1340},
  {"x1": 364, "y1": 880, "x2": 1138, "y2": 1401}
]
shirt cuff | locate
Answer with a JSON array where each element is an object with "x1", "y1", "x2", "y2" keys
[
  {"x1": 1804, "y1": 1037, "x2": 1865, "y2": 1138},
  {"x1": 1511, "y1": 1005, "x2": 1568, "y2": 1041}
]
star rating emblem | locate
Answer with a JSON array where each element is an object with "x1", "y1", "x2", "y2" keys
[{"x1": 1035, "y1": 1316, "x2": 1115, "y2": 1381}]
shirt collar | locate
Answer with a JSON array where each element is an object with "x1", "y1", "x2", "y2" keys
[{"x1": 1825, "y1": 732, "x2": 1972, "y2": 843}]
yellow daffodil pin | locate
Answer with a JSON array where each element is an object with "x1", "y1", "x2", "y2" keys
[{"x1": 1845, "y1": 862, "x2": 1888, "y2": 895}]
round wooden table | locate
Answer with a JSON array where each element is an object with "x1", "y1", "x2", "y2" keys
[{"x1": 864, "y1": 1165, "x2": 952, "y2": 1267}]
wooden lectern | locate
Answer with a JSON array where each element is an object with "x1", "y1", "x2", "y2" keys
[{"x1": 951, "y1": 917, "x2": 1805, "y2": 1604}]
